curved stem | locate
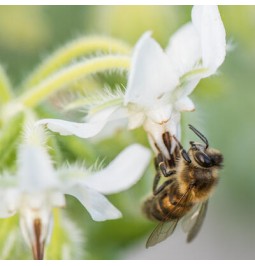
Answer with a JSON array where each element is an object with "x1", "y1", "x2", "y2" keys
[
  {"x1": 22, "y1": 36, "x2": 131, "y2": 88},
  {"x1": 19, "y1": 55, "x2": 130, "y2": 108}
]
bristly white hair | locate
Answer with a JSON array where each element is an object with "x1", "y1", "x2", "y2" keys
[
  {"x1": 87, "y1": 157, "x2": 106, "y2": 173},
  {"x1": 226, "y1": 38, "x2": 236, "y2": 53},
  {"x1": 62, "y1": 85, "x2": 125, "y2": 116},
  {"x1": 22, "y1": 121, "x2": 49, "y2": 148},
  {"x1": 57, "y1": 162, "x2": 90, "y2": 182},
  {"x1": 57, "y1": 157, "x2": 106, "y2": 182},
  {"x1": 84, "y1": 85, "x2": 125, "y2": 115}
]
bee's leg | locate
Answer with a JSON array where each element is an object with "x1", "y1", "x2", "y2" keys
[
  {"x1": 153, "y1": 175, "x2": 174, "y2": 195},
  {"x1": 157, "y1": 152, "x2": 176, "y2": 177},
  {"x1": 159, "y1": 162, "x2": 176, "y2": 177},
  {"x1": 173, "y1": 136, "x2": 191, "y2": 163},
  {"x1": 153, "y1": 156, "x2": 175, "y2": 195},
  {"x1": 154, "y1": 156, "x2": 159, "y2": 171},
  {"x1": 152, "y1": 172, "x2": 161, "y2": 195},
  {"x1": 153, "y1": 157, "x2": 161, "y2": 195}
]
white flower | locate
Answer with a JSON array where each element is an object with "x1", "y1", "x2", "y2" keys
[
  {"x1": 0, "y1": 126, "x2": 151, "y2": 259},
  {"x1": 37, "y1": 6, "x2": 226, "y2": 159}
]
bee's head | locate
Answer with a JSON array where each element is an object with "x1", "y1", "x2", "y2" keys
[
  {"x1": 189, "y1": 141, "x2": 223, "y2": 168},
  {"x1": 188, "y1": 125, "x2": 223, "y2": 168}
]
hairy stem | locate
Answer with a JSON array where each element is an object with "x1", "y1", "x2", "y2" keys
[
  {"x1": 19, "y1": 55, "x2": 130, "y2": 108},
  {"x1": 22, "y1": 36, "x2": 131, "y2": 88}
]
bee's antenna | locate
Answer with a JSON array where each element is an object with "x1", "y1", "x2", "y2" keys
[
  {"x1": 188, "y1": 124, "x2": 209, "y2": 149},
  {"x1": 173, "y1": 136, "x2": 191, "y2": 163}
]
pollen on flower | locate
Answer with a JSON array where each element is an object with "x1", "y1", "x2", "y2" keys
[{"x1": 57, "y1": 163, "x2": 91, "y2": 182}]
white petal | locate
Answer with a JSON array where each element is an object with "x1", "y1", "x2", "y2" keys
[
  {"x1": 173, "y1": 75, "x2": 200, "y2": 106},
  {"x1": 49, "y1": 191, "x2": 66, "y2": 208},
  {"x1": 146, "y1": 104, "x2": 173, "y2": 124},
  {"x1": 65, "y1": 184, "x2": 122, "y2": 221},
  {"x1": 0, "y1": 188, "x2": 19, "y2": 218},
  {"x1": 175, "y1": 96, "x2": 195, "y2": 112},
  {"x1": 124, "y1": 32, "x2": 179, "y2": 108},
  {"x1": 85, "y1": 106, "x2": 128, "y2": 141},
  {"x1": 166, "y1": 22, "x2": 201, "y2": 77},
  {"x1": 36, "y1": 105, "x2": 120, "y2": 139},
  {"x1": 166, "y1": 22, "x2": 203, "y2": 99},
  {"x1": 167, "y1": 6, "x2": 226, "y2": 101},
  {"x1": 83, "y1": 144, "x2": 151, "y2": 195},
  {"x1": 192, "y1": 5, "x2": 226, "y2": 74},
  {"x1": 86, "y1": 104, "x2": 127, "y2": 122},
  {"x1": 91, "y1": 118, "x2": 128, "y2": 141},
  {"x1": 17, "y1": 145, "x2": 58, "y2": 192},
  {"x1": 144, "y1": 112, "x2": 181, "y2": 159},
  {"x1": 127, "y1": 110, "x2": 145, "y2": 130}
]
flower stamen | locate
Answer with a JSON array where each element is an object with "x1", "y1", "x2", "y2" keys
[{"x1": 32, "y1": 218, "x2": 44, "y2": 260}]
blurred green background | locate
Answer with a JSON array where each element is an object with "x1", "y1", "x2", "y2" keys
[{"x1": 0, "y1": 5, "x2": 254, "y2": 259}]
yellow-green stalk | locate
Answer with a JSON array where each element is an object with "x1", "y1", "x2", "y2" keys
[
  {"x1": 23, "y1": 36, "x2": 131, "y2": 88},
  {"x1": 19, "y1": 55, "x2": 130, "y2": 108}
]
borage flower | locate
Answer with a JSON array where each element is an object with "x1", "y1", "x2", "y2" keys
[
  {"x1": 0, "y1": 126, "x2": 150, "y2": 259},
  {"x1": 37, "y1": 6, "x2": 226, "y2": 158}
]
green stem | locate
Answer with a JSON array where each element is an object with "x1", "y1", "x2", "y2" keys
[
  {"x1": 19, "y1": 55, "x2": 130, "y2": 108},
  {"x1": 22, "y1": 36, "x2": 131, "y2": 88},
  {"x1": 0, "y1": 66, "x2": 13, "y2": 104}
]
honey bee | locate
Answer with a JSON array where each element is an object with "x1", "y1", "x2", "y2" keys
[{"x1": 143, "y1": 124, "x2": 223, "y2": 248}]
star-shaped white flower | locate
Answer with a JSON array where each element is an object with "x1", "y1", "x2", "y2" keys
[
  {"x1": 37, "y1": 6, "x2": 226, "y2": 159},
  {"x1": 0, "y1": 126, "x2": 150, "y2": 259}
]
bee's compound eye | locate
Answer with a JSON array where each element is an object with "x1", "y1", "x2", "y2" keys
[{"x1": 194, "y1": 152, "x2": 213, "y2": 167}]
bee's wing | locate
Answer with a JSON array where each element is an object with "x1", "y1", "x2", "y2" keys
[
  {"x1": 181, "y1": 202, "x2": 203, "y2": 233},
  {"x1": 146, "y1": 219, "x2": 178, "y2": 248},
  {"x1": 181, "y1": 200, "x2": 209, "y2": 243}
]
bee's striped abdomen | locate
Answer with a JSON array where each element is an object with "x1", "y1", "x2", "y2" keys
[{"x1": 143, "y1": 181, "x2": 192, "y2": 222}]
